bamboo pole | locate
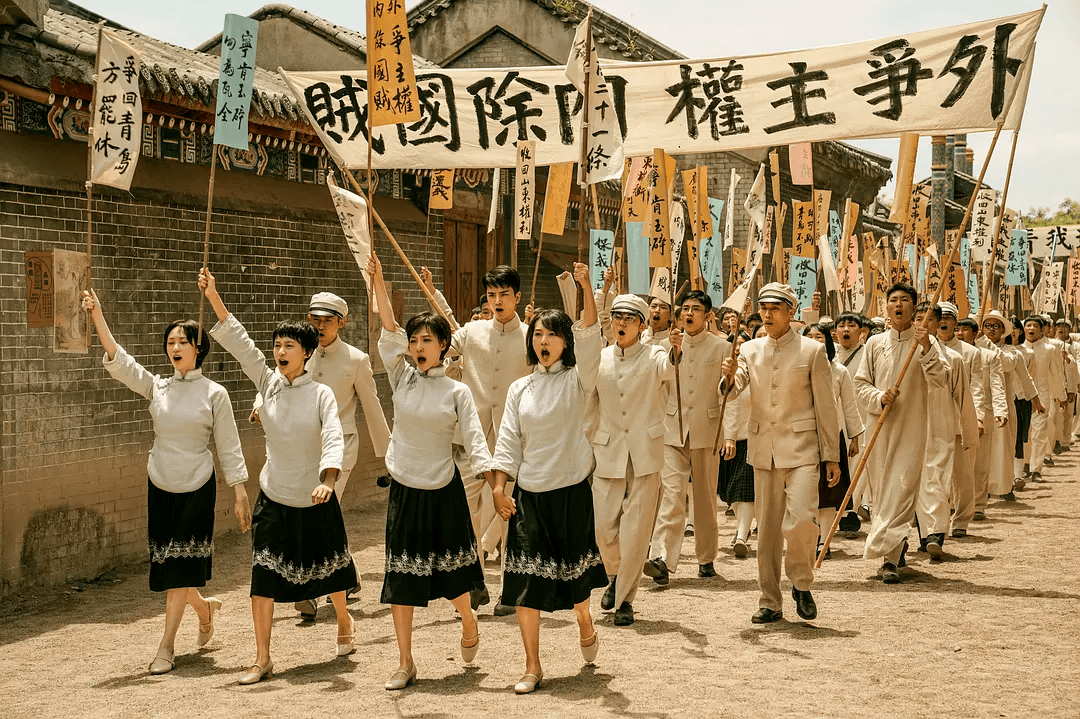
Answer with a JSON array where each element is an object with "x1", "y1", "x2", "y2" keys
[
  {"x1": 575, "y1": 11, "x2": 594, "y2": 265},
  {"x1": 816, "y1": 121, "x2": 1007, "y2": 567},
  {"x1": 197, "y1": 149, "x2": 217, "y2": 343},
  {"x1": 84, "y1": 22, "x2": 105, "y2": 347},
  {"x1": 980, "y1": 120, "x2": 1024, "y2": 322}
]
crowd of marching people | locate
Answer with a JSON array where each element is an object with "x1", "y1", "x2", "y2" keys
[{"x1": 79, "y1": 256, "x2": 1079, "y2": 693}]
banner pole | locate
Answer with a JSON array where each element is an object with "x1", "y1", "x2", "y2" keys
[
  {"x1": 981, "y1": 122, "x2": 1024, "y2": 321},
  {"x1": 816, "y1": 120, "x2": 1006, "y2": 567},
  {"x1": 197, "y1": 148, "x2": 217, "y2": 344},
  {"x1": 84, "y1": 21, "x2": 105, "y2": 346}
]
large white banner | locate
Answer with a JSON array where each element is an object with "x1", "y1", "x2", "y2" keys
[
  {"x1": 90, "y1": 30, "x2": 142, "y2": 190},
  {"x1": 279, "y1": 8, "x2": 1041, "y2": 170},
  {"x1": 1029, "y1": 225, "x2": 1080, "y2": 259}
]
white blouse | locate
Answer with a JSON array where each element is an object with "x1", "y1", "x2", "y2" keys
[
  {"x1": 211, "y1": 315, "x2": 343, "y2": 508},
  {"x1": 102, "y1": 347, "x2": 248, "y2": 493},
  {"x1": 379, "y1": 328, "x2": 492, "y2": 490},
  {"x1": 492, "y1": 322, "x2": 601, "y2": 493}
]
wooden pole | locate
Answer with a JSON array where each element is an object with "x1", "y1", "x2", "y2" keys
[
  {"x1": 197, "y1": 148, "x2": 217, "y2": 343},
  {"x1": 980, "y1": 121, "x2": 1024, "y2": 322},
  {"x1": 530, "y1": 232, "x2": 544, "y2": 306},
  {"x1": 84, "y1": 21, "x2": 105, "y2": 346},
  {"x1": 816, "y1": 121, "x2": 1007, "y2": 567},
  {"x1": 671, "y1": 199, "x2": 684, "y2": 440},
  {"x1": 575, "y1": 11, "x2": 594, "y2": 265}
]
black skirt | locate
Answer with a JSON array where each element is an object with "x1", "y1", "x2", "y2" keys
[
  {"x1": 147, "y1": 476, "x2": 216, "y2": 592},
  {"x1": 819, "y1": 431, "x2": 851, "y2": 509},
  {"x1": 501, "y1": 478, "x2": 609, "y2": 613},
  {"x1": 381, "y1": 470, "x2": 484, "y2": 607},
  {"x1": 249, "y1": 490, "x2": 357, "y2": 603},
  {"x1": 1015, "y1": 398, "x2": 1032, "y2": 457},
  {"x1": 719, "y1": 439, "x2": 755, "y2": 504}
]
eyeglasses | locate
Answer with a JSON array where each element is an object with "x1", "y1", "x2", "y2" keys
[{"x1": 611, "y1": 312, "x2": 640, "y2": 323}]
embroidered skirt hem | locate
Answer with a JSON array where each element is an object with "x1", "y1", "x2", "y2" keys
[
  {"x1": 249, "y1": 491, "x2": 356, "y2": 603},
  {"x1": 501, "y1": 478, "x2": 608, "y2": 613},
  {"x1": 147, "y1": 476, "x2": 216, "y2": 592}
]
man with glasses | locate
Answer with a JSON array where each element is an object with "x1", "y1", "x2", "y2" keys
[
  {"x1": 591, "y1": 294, "x2": 678, "y2": 626},
  {"x1": 644, "y1": 290, "x2": 728, "y2": 585}
]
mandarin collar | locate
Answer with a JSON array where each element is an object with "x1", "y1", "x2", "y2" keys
[
  {"x1": 317, "y1": 336, "x2": 342, "y2": 357},
  {"x1": 419, "y1": 364, "x2": 447, "y2": 378},
  {"x1": 535, "y1": 359, "x2": 567, "y2": 375},
  {"x1": 274, "y1": 368, "x2": 313, "y2": 387},
  {"x1": 684, "y1": 328, "x2": 709, "y2": 347},
  {"x1": 613, "y1": 339, "x2": 645, "y2": 358},
  {"x1": 172, "y1": 367, "x2": 204, "y2": 381},
  {"x1": 889, "y1": 325, "x2": 915, "y2": 341},
  {"x1": 493, "y1": 313, "x2": 521, "y2": 332},
  {"x1": 766, "y1": 327, "x2": 797, "y2": 348}
]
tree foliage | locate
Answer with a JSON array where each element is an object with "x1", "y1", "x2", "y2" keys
[{"x1": 1022, "y1": 198, "x2": 1080, "y2": 227}]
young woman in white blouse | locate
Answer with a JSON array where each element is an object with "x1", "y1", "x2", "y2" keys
[
  {"x1": 368, "y1": 253, "x2": 491, "y2": 692},
  {"x1": 489, "y1": 262, "x2": 608, "y2": 694},
  {"x1": 199, "y1": 269, "x2": 355, "y2": 685},
  {"x1": 82, "y1": 290, "x2": 250, "y2": 676}
]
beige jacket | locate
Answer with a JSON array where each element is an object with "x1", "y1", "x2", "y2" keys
[
  {"x1": 589, "y1": 340, "x2": 675, "y2": 477},
  {"x1": 306, "y1": 337, "x2": 391, "y2": 457},
  {"x1": 723, "y1": 328, "x2": 840, "y2": 470},
  {"x1": 661, "y1": 330, "x2": 731, "y2": 449}
]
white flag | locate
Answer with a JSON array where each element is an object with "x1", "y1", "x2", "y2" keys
[
  {"x1": 743, "y1": 163, "x2": 767, "y2": 230},
  {"x1": 724, "y1": 169, "x2": 740, "y2": 250},
  {"x1": 566, "y1": 14, "x2": 624, "y2": 184},
  {"x1": 487, "y1": 168, "x2": 500, "y2": 234},
  {"x1": 670, "y1": 200, "x2": 686, "y2": 277},
  {"x1": 90, "y1": 30, "x2": 142, "y2": 191},
  {"x1": 327, "y1": 178, "x2": 372, "y2": 289},
  {"x1": 817, "y1": 234, "x2": 840, "y2": 294}
]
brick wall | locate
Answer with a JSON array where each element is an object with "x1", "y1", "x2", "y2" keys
[{"x1": 0, "y1": 180, "x2": 433, "y2": 596}]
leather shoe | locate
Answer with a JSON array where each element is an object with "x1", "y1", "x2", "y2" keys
[
  {"x1": 470, "y1": 585, "x2": 490, "y2": 610},
  {"x1": 951, "y1": 528, "x2": 968, "y2": 539},
  {"x1": 926, "y1": 534, "x2": 944, "y2": 560},
  {"x1": 857, "y1": 504, "x2": 871, "y2": 521},
  {"x1": 580, "y1": 631, "x2": 599, "y2": 663},
  {"x1": 642, "y1": 558, "x2": 669, "y2": 585},
  {"x1": 838, "y1": 512, "x2": 861, "y2": 532},
  {"x1": 295, "y1": 598, "x2": 318, "y2": 621},
  {"x1": 197, "y1": 597, "x2": 222, "y2": 648},
  {"x1": 791, "y1": 587, "x2": 817, "y2": 620},
  {"x1": 514, "y1": 670, "x2": 543, "y2": 694},
  {"x1": 1013, "y1": 477, "x2": 1026, "y2": 491},
  {"x1": 732, "y1": 536, "x2": 749, "y2": 558},
  {"x1": 384, "y1": 664, "x2": 416, "y2": 691},
  {"x1": 493, "y1": 602, "x2": 515, "y2": 617},
  {"x1": 613, "y1": 602, "x2": 634, "y2": 626},
  {"x1": 751, "y1": 608, "x2": 783, "y2": 624},
  {"x1": 600, "y1": 577, "x2": 617, "y2": 611},
  {"x1": 1031, "y1": 472, "x2": 1044, "y2": 483},
  {"x1": 973, "y1": 510, "x2": 987, "y2": 521},
  {"x1": 698, "y1": 562, "x2": 717, "y2": 578},
  {"x1": 1002, "y1": 491, "x2": 1017, "y2": 502},
  {"x1": 881, "y1": 562, "x2": 901, "y2": 584},
  {"x1": 149, "y1": 649, "x2": 175, "y2": 675},
  {"x1": 238, "y1": 659, "x2": 273, "y2": 685}
]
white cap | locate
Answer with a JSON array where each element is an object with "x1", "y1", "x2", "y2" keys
[
  {"x1": 309, "y1": 292, "x2": 348, "y2": 318},
  {"x1": 611, "y1": 294, "x2": 650, "y2": 322}
]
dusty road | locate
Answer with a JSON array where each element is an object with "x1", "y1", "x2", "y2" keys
[{"x1": 2, "y1": 453, "x2": 1078, "y2": 718}]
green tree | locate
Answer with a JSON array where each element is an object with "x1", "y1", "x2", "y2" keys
[{"x1": 1023, "y1": 198, "x2": 1080, "y2": 227}]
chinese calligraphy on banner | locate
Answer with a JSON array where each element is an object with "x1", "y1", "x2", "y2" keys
[
  {"x1": 428, "y1": 169, "x2": 454, "y2": 209},
  {"x1": 589, "y1": 229, "x2": 615, "y2": 290},
  {"x1": 565, "y1": 14, "x2": 624, "y2": 184},
  {"x1": 791, "y1": 201, "x2": 816, "y2": 258},
  {"x1": 327, "y1": 178, "x2": 373, "y2": 288},
  {"x1": 514, "y1": 141, "x2": 535, "y2": 240},
  {"x1": 701, "y1": 198, "x2": 725, "y2": 307},
  {"x1": 1066, "y1": 255, "x2": 1080, "y2": 307},
  {"x1": 789, "y1": 143, "x2": 813, "y2": 186},
  {"x1": 791, "y1": 257, "x2": 817, "y2": 316},
  {"x1": 90, "y1": 30, "x2": 141, "y2": 190},
  {"x1": 968, "y1": 188, "x2": 997, "y2": 261},
  {"x1": 280, "y1": 8, "x2": 1041, "y2": 169},
  {"x1": 1034, "y1": 261, "x2": 1064, "y2": 313},
  {"x1": 649, "y1": 149, "x2": 671, "y2": 267},
  {"x1": 214, "y1": 14, "x2": 258, "y2": 150},
  {"x1": 366, "y1": 0, "x2": 420, "y2": 126},
  {"x1": 1028, "y1": 225, "x2": 1080, "y2": 258},
  {"x1": 1006, "y1": 228, "x2": 1029, "y2": 285}
]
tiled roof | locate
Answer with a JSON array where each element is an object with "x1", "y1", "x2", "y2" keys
[
  {"x1": 407, "y1": 0, "x2": 685, "y2": 62},
  {"x1": 12, "y1": 8, "x2": 309, "y2": 127},
  {"x1": 194, "y1": 4, "x2": 439, "y2": 70}
]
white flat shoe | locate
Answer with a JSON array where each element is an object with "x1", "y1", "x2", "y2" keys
[
  {"x1": 460, "y1": 609, "x2": 479, "y2": 663},
  {"x1": 238, "y1": 660, "x2": 273, "y2": 685},
  {"x1": 149, "y1": 649, "x2": 174, "y2": 675},
  {"x1": 197, "y1": 597, "x2": 222, "y2": 648},
  {"x1": 384, "y1": 664, "x2": 416, "y2": 691},
  {"x1": 580, "y1": 631, "x2": 599, "y2": 663},
  {"x1": 514, "y1": 670, "x2": 543, "y2": 694},
  {"x1": 336, "y1": 615, "x2": 355, "y2": 657}
]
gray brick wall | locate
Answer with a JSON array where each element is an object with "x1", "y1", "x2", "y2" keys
[{"x1": 0, "y1": 181, "x2": 435, "y2": 595}]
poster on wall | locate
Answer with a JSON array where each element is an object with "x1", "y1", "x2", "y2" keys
[
  {"x1": 24, "y1": 251, "x2": 54, "y2": 328},
  {"x1": 53, "y1": 249, "x2": 89, "y2": 354}
]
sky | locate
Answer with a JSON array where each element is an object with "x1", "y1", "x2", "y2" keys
[{"x1": 77, "y1": 0, "x2": 1080, "y2": 216}]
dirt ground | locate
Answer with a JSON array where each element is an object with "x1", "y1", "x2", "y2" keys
[{"x1": 2, "y1": 454, "x2": 1079, "y2": 719}]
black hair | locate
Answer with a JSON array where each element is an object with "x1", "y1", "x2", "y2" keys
[
  {"x1": 649, "y1": 296, "x2": 671, "y2": 309},
  {"x1": 719, "y1": 307, "x2": 739, "y2": 323},
  {"x1": 1023, "y1": 315, "x2": 1048, "y2": 328},
  {"x1": 835, "y1": 312, "x2": 864, "y2": 328},
  {"x1": 803, "y1": 323, "x2": 835, "y2": 361},
  {"x1": 405, "y1": 312, "x2": 453, "y2": 360},
  {"x1": 677, "y1": 289, "x2": 713, "y2": 313},
  {"x1": 470, "y1": 306, "x2": 482, "y2": 317},
  {"x1": 886, "y1": 282, "x2": 918, "y2": 304},
  {"x1": 957, "y1": 318, "x2": 979, "y2": 332},
  {"x1": 673, "y1": 306, "x2": 684, "y2": 320},
  {"x1": 525, "y1": 309, "x2": 577, "y2": 368},
  {"x1": 915, "y1": 301, "x2": 942, "y2": 321},
  {"x1": 162, "y1": 319, "x2": 211, "y2": 368},
  {"x1": 483, "y1": 265, "x2": 521, "y2": 294},
  {"x1": 273, "y1": 319, "x2": 319, "y2": 357},
  {"x1": 747, "y1": 312, "x2": 762, "y2": 325},
  {"x1": 737, "y1": 331, "x2": 751, "y2": 342}
]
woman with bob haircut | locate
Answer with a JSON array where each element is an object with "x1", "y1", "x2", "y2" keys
[
  {"x1": 489, "y1": 262, "x2": 607, "y2": 694},
  {"x1": 199, "y1": 269, "x2": 355, "y2": 685},
  {"x1": 367, "y1": 252, "x2": 492, "y2": 691},
  {"x1": 82, "y1": 289, "x2": 250, "y2": 676}
]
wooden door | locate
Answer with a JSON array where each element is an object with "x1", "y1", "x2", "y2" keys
[{"x1": 443, "y1": 220, "x2": 483, "y2": 321}]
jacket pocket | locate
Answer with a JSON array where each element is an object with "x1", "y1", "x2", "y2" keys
[
  {"x1": 792, "y1": 418, "x2": 816, "y2": 432},
  {"x1": 707, "y1": 407, "x2": 720, "y2": 419},
  {"x1": 594, "y1": 431, "x2": 610, "y2": 446},
  {"x1": 666, "y1": 403, "x2": 678, "y2": 416},
  {"x1": 647, "y1": 423, "x2": 665, "y2": 439},
  {"x1": 746, "y1": 419, "x2": 760, "y2": 433}
]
